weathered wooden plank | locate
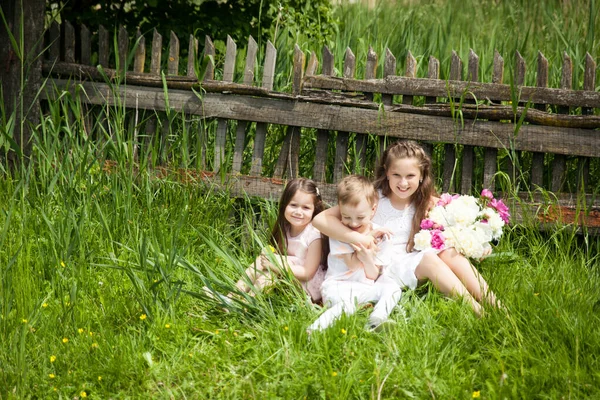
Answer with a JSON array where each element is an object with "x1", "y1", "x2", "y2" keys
[
  {"x1": 232, "y1": 36, "x2": 259, "y2": 173},
  {"x1": 442, "y1": 144, "x2": 456, "y2": 193},
  {"x1": 44, "y1": 61, "x2": 600, "y2": 129},
  {"x1": 214, "y1": 36, "x2": 237, "y2": 172},
  {"x1": 322, "y1": 45, "x2": 334, "y2": 76},
  {"x1": 425, "y1": 56, "x2": 439, "y2": 104},
  {"x1": 48, "y1": 80, "x2": 600, "y2": 158},
  {"x1": 531, "y1": 51, "x2": 549, "y2": 188},
  {"x1": 363, "y1": 46, "x2": 377, "y2": 104},
  {"x1": 303, "y1": 75, "x2": 600, "y2": 108},
  {"x1": 250, "y1": 41, "x2": 276, "y2": 176},
  {"x1": 133, "y1": 30, "x2": 146, "y2": 74},
  {"x1": 334, "y1": 131, "x2": 350, "y2": 182},
  {"x1": 312, "y1": 45, "x2": 335, "y2": 182},
  {"x1": 403, "y1": 51, "x2": 417, "y2": 105},
  {"x1": 342, "y1": 47, "x2": 355, "y2": 79},
  {"x1": 332, "y1": 47, "x2": 357, "y2": 181},
  {"x1": 492, "y1": 50, "x2": 503, "y2": 84},
  {"x1": 150, "y1": 29, "x2": 162, "y2": 75},
  {"x1": 382, "y1": 48, "x2": 397, "y2": 106},
  {"x1": 306, "y1": 51, "x2": 318, "y2": 77},
  {"x1": 64, "y1": 21, "x2": 75, "y2": 63},
  {"x1": 168, "y1": 31, "x2": 180, "y2": 76},
  {"x1": 243, "y1": 35, "x2": 258, "y2": 85},
  {"x1": 483, "y1": 51, "x2": 503, "y2": 191},
  {"x1": 552, "y1": 52, "x2": 572, "y2": 192},
  {"x1": 450, "y1": 51, "x2": 462, "y2": 81},
  {"x1": 292, "y1": 44, "x2": 305, "y2": 95},
  {"x1": 579, "y1": 52, "x2": 596, "y2": 192},
  {"x1": 48, "y1": 22, "x2": 60, "y2": 63},
  {"x1": 187, "y1": 35, "x2": 198, "y2": 78},
  {"x1": 118, "y1": 25, "x2": 128, "y2": 72},
  {"x1": 515, "y1": 50, "x2": 526, "y2": 86},
  {"x1": 204, "y1": 36, "x2": 215, "y2": 80},
  {"x1": 274, "y1": 126, "x2": 296, "y2": 178},
  {"x1": 443, "y1": 51, "x2": 462, "y2": 192},
  {"x1": 274, "y1": 45, "x2": 306, "y2": 178},
  {"x1": 459, "y1": 50, "x2": 479, "y2": 194},
  {"x1": 80, "y1": 24, "x2": 91, "y2": 65},
  {"x1": 99, "y1": 25, "x2": 109, "y2": 67}
]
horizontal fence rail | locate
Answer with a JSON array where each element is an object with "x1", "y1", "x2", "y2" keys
[{"x1": 40, "y1": 21, "x2": 600, "y2": 231}]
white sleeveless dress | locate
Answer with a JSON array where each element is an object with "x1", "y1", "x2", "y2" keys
[{"x1": 372, "y1": 192, "x2": 435, "y2": 289}]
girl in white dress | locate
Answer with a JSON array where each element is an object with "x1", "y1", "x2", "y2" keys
[{"x1": 312, "y1": 141, "x2": 499, "y2": 315}]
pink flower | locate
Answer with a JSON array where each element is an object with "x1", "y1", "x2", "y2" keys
[
  {"x1": 490, "y1": 198, "x2": 510, "y2": 223},
  {"x1": 430, "y1": 229, "x2": 446, "y2": 250},
  {"x1": 420, "y1": 219, "x2": 435, "y2": 230},
  {"x1": 437, "y1": 193, "x2": 459, "y2": 207},
  {"x1": 481, "y1": 189, "x2": 494, "y2": 200}
]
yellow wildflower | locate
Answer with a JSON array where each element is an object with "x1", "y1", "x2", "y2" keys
[
  {"x1": 48, "y1": 373, "x2": 55, "y2": 379},
  {"x1": 283, "y1": 326, "x2": 289, "y2": 331},
  {"x1": 140, "y1": 314, "x2": 147, "y2": 320},
  {"x1": 81, "y1": 391, "x2": 87, "y2": 398},
  {"x1": 50, "y1": 355, "x2": 56, "y2": 363},
  {"x1": 91, "y1": 343, "x2": 99, "y2": 349},
  {"x1": 98, "y1": 376, "x2": 102, "y2": 381},
  {"x1": 61, "y1": 261, "x2": 65, "y2": 267},
  {"x1": 331, "y1": 372, "x2": 338, "y2": 377},
  {"x1": 78, "y1": 328, "x2": 84, "y2": 334},
  {"x1": 21, "y1": 319, "x2": 27, "y2": 324},
  {"x1": 165, "y1": 324, "x2": 171, "y2": 329},
  {"x1": 341, "y1": 328, "x2": 347, "y2": 335},
  {"x1": 42, "y1": 303, "x2": 48, "y2": 308},
  {"x1": 472, "y1": 391, "x2": 481, "y2": 398},
  {"x1": 62, "y1": 337, "x2": 69, "y2": 344}
]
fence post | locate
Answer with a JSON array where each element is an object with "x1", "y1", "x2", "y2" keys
[{"x1": 0, "y1": 0, "x2": 45, "y2": 163}]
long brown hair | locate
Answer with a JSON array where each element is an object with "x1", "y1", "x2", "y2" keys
[
  {"x1": 270, "y1": 178, "x2": 326, "y2": 260},
  {"x1": 373, "y1": 140, "x2": 437, "y2": 251}
]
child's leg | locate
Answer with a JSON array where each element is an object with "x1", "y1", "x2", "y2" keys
[
  {"x1": 368, "y1": 278, "x2": 403, "y2": 326},
  {"x1": 307, "y1": 282, "x2": 363, "y2": 332},
  {"x1": 438, "y1": 248, "x2": 499, "y2": 307},
  {"x1": 235, "y1": 256, "x2": 267, "y2": 293},
  {"x1": 415, "y1": 252, "x2": 482, "y2": 315}
]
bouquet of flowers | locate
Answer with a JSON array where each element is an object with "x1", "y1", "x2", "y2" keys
[{"x1": 414, "y1": 189, "x2": 510, "y2": 259}]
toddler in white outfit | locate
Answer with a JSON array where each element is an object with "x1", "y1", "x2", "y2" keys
[{"x1": 308, "y1": 175, "x2": 402, "y2": 332}]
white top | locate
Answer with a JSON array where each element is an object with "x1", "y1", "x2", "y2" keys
[
  {"x1": 372, "y1": 191, "x2": 415, "y2": 254},
  {"x1": 324, "y1": 222, "x2": 391, "y2": 284}
]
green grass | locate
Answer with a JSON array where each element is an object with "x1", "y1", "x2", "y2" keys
[
  {"x1": 0, "y1": 100, "x2": 600, "y2": 397},
  {"x1": 1, "y1": 0, "x2": 599, "y2": 397}
]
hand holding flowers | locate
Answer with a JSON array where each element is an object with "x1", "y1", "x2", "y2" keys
[{"x1": 414, "y1": 189, "x2": 510, "y2": 259}]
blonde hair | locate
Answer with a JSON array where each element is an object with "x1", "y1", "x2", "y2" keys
[
  {"x1": 337, "y1": 175, "x2": 377, "y2": 207},
  {"x1": 373, "y1": 141, "x2": 437, "y2": 251}
]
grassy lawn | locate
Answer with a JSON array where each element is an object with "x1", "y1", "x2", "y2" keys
[{"x1": 0, "y1": 160, "x2": 598, "y2": 398}]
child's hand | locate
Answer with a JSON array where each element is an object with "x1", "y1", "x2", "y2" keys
[
  {"x1": 349, "y1": 233, "x2": 377, "y2": 252},
  {"x1": 368, "y1": 228, "x2": 392, "y2": 243},
  {"x1": 352, "y1": 243, "x2": 377, "y2": 265}
]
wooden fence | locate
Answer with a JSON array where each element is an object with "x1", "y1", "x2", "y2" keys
[{"x1": 40, "y1": 22, "x2": 600, "y2": 230}]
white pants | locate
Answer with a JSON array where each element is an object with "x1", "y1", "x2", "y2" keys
[{"x1": 308, "y1": 276, "x2": 402, "y2": 331}]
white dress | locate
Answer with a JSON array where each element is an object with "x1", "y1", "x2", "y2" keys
[{"x1": 372, "y1": 191, "x2": 434, "y2": 289}]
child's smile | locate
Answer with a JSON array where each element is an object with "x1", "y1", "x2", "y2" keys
[
  {"x1": 284, "y1": 190, "x2": 315, "y2": 235},
  {"x1": 386, "y1": 157, "x2": 422, "y2": 207}
]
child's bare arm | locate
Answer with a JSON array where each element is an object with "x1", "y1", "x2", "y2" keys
[
  {"x1": 284, "y1": 239, "x2": 322, "y2": 282},
  {"x1": 312, "y1": 206, "x2": 375, "y2": 248},
  {"x1": 353, "y1": 243, "x2": 381, "y2": 280}
]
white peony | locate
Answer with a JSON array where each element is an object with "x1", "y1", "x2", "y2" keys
[
  {"x1": 446, "y1": 196, "x2": 479, "y2": 226},
  {"x1": 428, "y1": 206, "x2": 451, "y2": 226},
  {"x1": 414, "y1": 230, "x2": 433, "y2": 251}
]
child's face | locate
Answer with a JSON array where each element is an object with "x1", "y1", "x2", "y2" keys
[
  {"x1": 284, "y1": 190, "x2": 315, "y2": 230},
  {"x1": 339, "y1": 198, "x2": 376, "y2": 234},
  {"x1": 386, "y1": 157, "x2": 422, "y2": 202}
]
